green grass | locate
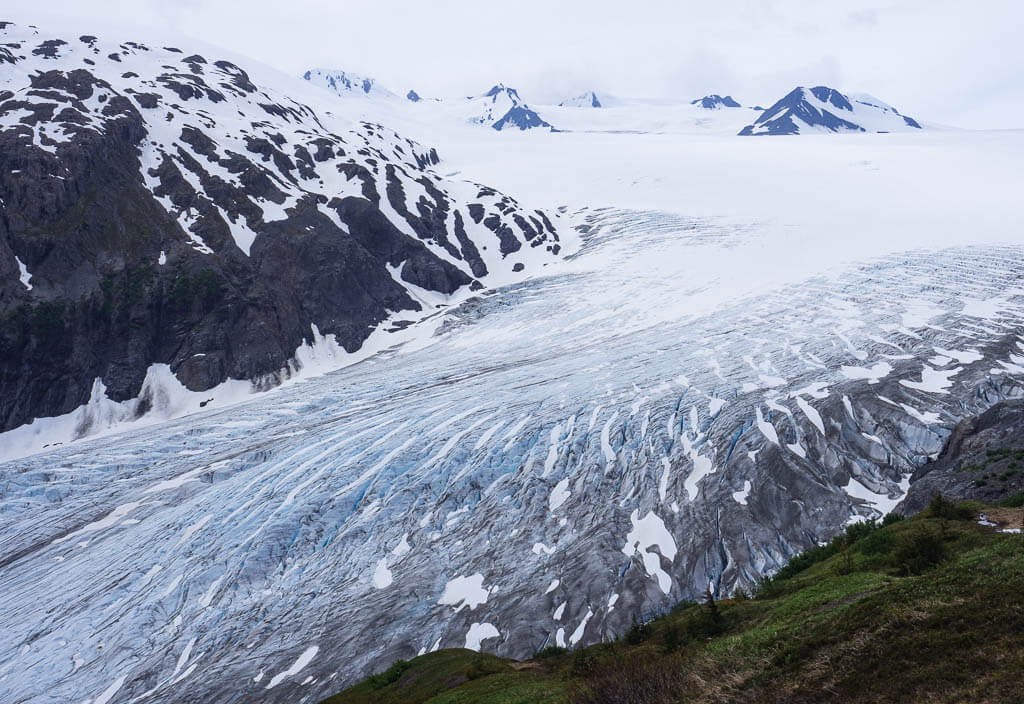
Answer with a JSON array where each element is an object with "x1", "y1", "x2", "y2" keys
[{"x1": 322, "y1": 500, "x2": 1024, "y2": 704}]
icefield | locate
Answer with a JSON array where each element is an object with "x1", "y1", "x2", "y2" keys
[{"x1": 3, "y1": 204, "x2": 1024, "y2": 703}]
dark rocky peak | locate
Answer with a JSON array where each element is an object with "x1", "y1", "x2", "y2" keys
[
  {"x1": 808, "y1": 85, "x2": 853, "y2": 111},
  {"x1": 738, "y1": 85, "x2": 922, "y2": 136},
  {"x1": 212, "y1": 60, "x2": 257, "y2": 95},
  {"x1": 691, "y1": 94, "x2": 741, "y2": 109},
  {"x1": 492, "y1": 105, "x2": 551, "y2": 131}
]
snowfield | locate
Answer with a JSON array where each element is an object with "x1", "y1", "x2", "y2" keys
[{"x1": 2, "y1": 26, "x2": 1024, "y2": 704}]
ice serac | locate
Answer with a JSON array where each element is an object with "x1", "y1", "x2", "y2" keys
[
  {"x1": 738, "y1": 86, "x2": 923, "y2": 135},
  {"x1": 691, "y1": 94, "x2": 741, "y2": 109},
  {"x1": 0, "y1": 23, "x2": 565, "y2": 433}
]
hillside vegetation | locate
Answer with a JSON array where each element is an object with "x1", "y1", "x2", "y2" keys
[{"x1": 322, "y1": 496, "x2": 1024, "y2": 704}]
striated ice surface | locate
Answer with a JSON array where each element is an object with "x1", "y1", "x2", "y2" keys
[{"x1": 2, "y1": 210, "x2": 1024, "y2": 704}]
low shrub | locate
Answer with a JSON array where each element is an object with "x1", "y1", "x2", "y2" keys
[
  {"x1": 367, "y1": 659, "x2": 411, "y2": 690},
  {"x1": 892, "y1": 528, "x2": 947, "y2": 575},
  {"x1": 998, "y1": 492, "x2": 1024, "y2": 508},
  {"x1": 624, "y1": 617, "x2": 652, "y2": 645},
  {"x1": 569, "y1": 652, "x2": 688, "y2": 704},
  {"x1": 925, "y1": 494, "x2": 974, "y2": 520},
  {"x1": 533, "y1": 645, "x2": 568, "y2": 660}
]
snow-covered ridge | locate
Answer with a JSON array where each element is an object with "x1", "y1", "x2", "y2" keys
[
  {"x1": 467, "y1": 83, "x2": 552, "y2": 131},
  {"x1": 559, "y1": 91, "x2": 602, "y2": 108},
  {"x1": 301, "y1": 68, "x2": 397, "y2": 99},
  {"x1": 739, "y1": 85, "x2": 922, "y2": 135},
  {"x1": 0, "y1": 21, "x2": 572, "y2": 442},
  {"x1": 301, "y1": 69, "x2": 555, "y2": 131}
]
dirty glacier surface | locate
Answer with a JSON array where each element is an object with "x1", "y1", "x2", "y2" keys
[{"x1": 2, "y1": 209, "x2": 1024, "y2": 704}]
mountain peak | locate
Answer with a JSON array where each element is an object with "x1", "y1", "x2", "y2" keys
[
  {"x1": 470, "y1": 84, "x2": 552, "y2": 131},
  {"x1": 739, "y1": 85, "x2": 923, "y2": 135},
  {"x1": 560, "y1": 91, "x2": 602, "y2": 108},
  {"x1": 691, "y1": 94, "x2": 742, "y2": 109},
  {"x1": 302, "y1": 68, "x2": 396, "y2": 99}
]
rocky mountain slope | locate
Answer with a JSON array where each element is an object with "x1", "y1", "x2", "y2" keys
[
  {"x1": 0, "y1": 22, "x2": 565, "y2": 434},
  {"x1": 898, "y1": 399, "x2": 1024, "y2": 514},
  {"x1": 739, "y1": 86, "x2": 922, "y2": 135}
]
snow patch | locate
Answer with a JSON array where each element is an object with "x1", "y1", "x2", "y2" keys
[
  {"x1": 464, "y1": 623, "x2": 499, "y2": 651},
  {"x1": 438, "y1": 573, "x2": 489, "y2": 611}
]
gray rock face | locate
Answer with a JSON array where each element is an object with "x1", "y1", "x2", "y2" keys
[
  {"x1": 897, "y1": 400, "x2": 1024, "y2": 514},
  {"x1": 2, "y1": 208, "x2": 1024, "y2": 704},
  {"x1": 0, "y1": 23, "x2": 562, "y2": 432}
]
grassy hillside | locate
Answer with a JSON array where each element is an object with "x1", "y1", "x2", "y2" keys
[{"x1": 322, "y1": 496, "x2": 1024, "y2": 704}]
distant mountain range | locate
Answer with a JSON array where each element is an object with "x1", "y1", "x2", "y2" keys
[{"x1": 299, "y1": 72, "x2": 925, "y2": 139}]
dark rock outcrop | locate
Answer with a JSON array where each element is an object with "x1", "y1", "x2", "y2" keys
[
  {"x1": 898, "y1": 400, "x2": 1024, "y2": 514},
  {"x1": 691, "y1": 94, "x2": 741, "y2": 109}
]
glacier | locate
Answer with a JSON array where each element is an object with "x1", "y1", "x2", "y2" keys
[{"x1": 2, "y1": 206, "x2": 1024, "y2": 704}]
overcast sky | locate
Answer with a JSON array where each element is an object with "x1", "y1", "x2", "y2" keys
[{"x1": 6, "y1": 1, "x2": 1023, "y2": 128}]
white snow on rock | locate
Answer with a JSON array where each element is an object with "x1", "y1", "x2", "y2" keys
[
  {"x1": 392, "y1": 534, "x2": 412, "y2": 557},
  {"x1": 843, "y1": 474, "x2": 910, "y2": 516},
  {"x1": 569, "y1": 608, "x2": 593, "y2": 646},
  {"x1": 755, "y1": 407, "x2": 779, "y2": 445},
  {"x1": 933, "y1": 347, "x2": 983, "y2": 364},
  {"x1": 683, "y1": 453, "x2": 715, "y2": 500},
  {"x1": 840, "y1": 361, "x2": 893, "y2": 384},
  {"x1": 15, "y1": 256, "x2": 32, "y2": 290},
  {"x1": 795, "y1": 397, "x2": 825, "y2": 435},
  {"x1": 899, "y1": 365, "x2": 961, "y2": 394},
  {"x1": 92, "y1": 676, "x2": 127, "y2": 704},
  {"x1": 549, "y1": 478, "x2": 570, "y2": 511},
  {"x1": 438, "y1": 573, "x2": 489, "y2": 611},
  {"x1": 464, "y1": 623, "x2": 499, "y2": 651},
  {"x1": 265, "y1": 646, "x2": 318, "y2": 689},
  {"x1": 372, "y1": 558, "x2": 393, "y2": 589},
  {"x1": 732, "y1": 480, "x2": 752, "y2": 505},
  {"x1": 553, "y1": 601, "x2": 566, "y2": 620},
  {"x1": 621, "y1": 510, "x2": 677, "y2": 594}
]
